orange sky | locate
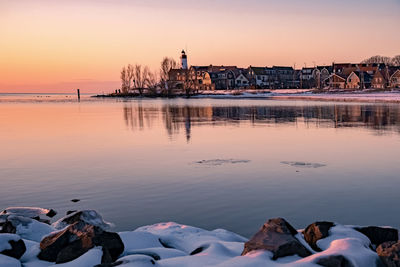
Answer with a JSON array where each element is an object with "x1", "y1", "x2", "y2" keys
[{"x1": 1, "y1": 0, "x2": 399, "y2": 93}]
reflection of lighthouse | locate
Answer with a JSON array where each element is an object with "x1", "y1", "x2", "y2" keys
[{"x1": 181, "y1": 50, "x2": 188, "y2": 70}]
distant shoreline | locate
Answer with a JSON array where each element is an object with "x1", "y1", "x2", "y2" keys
[{"x1": 93, "y1": 89, "x2": 400, "y2": 103}]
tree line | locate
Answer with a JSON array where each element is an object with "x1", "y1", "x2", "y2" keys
[
  {"x1": 361, "y1": 55, "x2": 400, "y2": 66},
  {"x1": 120, "y1": 57, "x2": 179, "y2": 96}
]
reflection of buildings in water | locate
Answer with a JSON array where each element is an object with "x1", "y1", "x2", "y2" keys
[
  {"x1": 123, "y1": 104, "x2": 400, "y2": 138},
  {"x1": 162, "y1": 105, "x2": 213, "y2": 142}
]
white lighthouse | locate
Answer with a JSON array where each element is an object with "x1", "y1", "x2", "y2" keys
[{"x1": 181, "y1": 50, "x2": 188, "y2": 70}]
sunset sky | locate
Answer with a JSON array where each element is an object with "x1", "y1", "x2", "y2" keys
[{"x1": 1, "y1": 0, "x2": 399, "y2": 93}]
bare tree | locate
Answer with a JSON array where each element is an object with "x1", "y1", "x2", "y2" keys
[
  {"x1": 146, "y1": 71, "x2": 159, "y2": 95},
  {"x1": 120, "y1": 66, "x2": 129, "y2": 94},
  {"x1": 132, "y1": 64, "x2": 155, "y2": 95},
  {"x1": 160, "y1": 57, "x2": 177, "y2": 82},
  {"x1": 133, "y1": 64, "x2": 144, "y2": 95},
  {"x1": 120, "y1": 64, "x2": 136, "y2": 94},
  {"x1": 160, "y1": 57, "x2": 177, "y2": 96},
  {"x1": 392, "y1": 55, "x2": 400, "y2": 66},
  {"x1": 362, "y1": 55, "x2": 392, "y2": 65},
  {"x1": 126, "y1": 64, "x2": 134, "y2": 91}
]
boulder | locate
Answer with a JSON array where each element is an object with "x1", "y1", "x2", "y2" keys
[
  {"x1": 316, "y1": 255, "x2": 354, "y2": 267},
  {"x1": 303, "y1": 222, "x2": 335, "y2": 251},
  {"x1": 39, "y1": 221, "x2": 124, "y2": 264},
  {"x1": 0, "y1": 221, "x2": 16, "y2": 234},
  {"x1": 0, "y1": 207, "x2": 56, "y2": 220},
  {"x1": 0, "y1": 207, "x2": 56, "y2": 231},
  {"x1": 241, "y1": 218, "x2": 311, "y2": 260},
  {"x1": 66, "y1": 210, "x2": 77, "y2": 215},
  {"x1": 0, "y1": 236, "x2": 26, "y2": 259},
  {"x1": 52, "y1": 210, "x2": 111, "y2": 230},
  {"x1": 376, "y1": 241, "x2": 400, "y2": 267},
  {"x1": 355, "y1": 227, "x2": 398, "y2": 247}
]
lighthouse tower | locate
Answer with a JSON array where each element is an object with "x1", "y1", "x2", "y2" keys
[{"x1": 181, "y1": 50, "x2": 188, "y2": 70}]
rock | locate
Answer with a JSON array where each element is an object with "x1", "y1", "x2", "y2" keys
[
  {"x1": 39, "y1": 221, "x2": 124, "y2": 264},
  {"x1": 94, "y1": 261, "x2": 123, "y2": 267},
  {"x1": 2, "y1": 215, "x2": 55, "y2": 242},
  {"x1": 241, "y1": 218, "x2": 311, "y2": 260},
  {"x1": 1, "y1": 207, "x2": 56, "y2": 228},
  {"x1": 0, "y1": 238, "x2": 26, "y2": 259},
  {"x1": 1, "y1": 207, "x2": 56, "y2": 219},
  {"x1": 303, "y1": 222, "x2": 335, "y2": 251},
  {"x1": 52, "y1": 210, "x2": 111, "y2": 230},
  {"x1": 316, "y1": 255, "x2": 354, "y2": 267},
  {"x1": 93, "y1": 231, "x2": 125, "y2": 262},
  {"x1": 66, "y1": 210, "x2": 77, "y2": 215},
  {"x1": 355, "y1": 226, "x2": 398, "y2": 247},
  {"x1": 376, "y1": 241, "x2": 400, "y2": 267},
  {"x1": 46, "y1": 209, "x2": 57, "y2": 218},
  {"x1": 0, "y1": 221, "x2": 16, "y2": 234}
]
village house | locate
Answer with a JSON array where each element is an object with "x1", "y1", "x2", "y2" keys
[
  {"x1": 273, "y1": 66, "x2": 296, "y2": 88},
  {"x1": 206, "y1": 66, "x2": 238, "y2": 90},
  {"x1": 327, "y1": 73, "x2": 347, "y2": 89},
  {"x1": 168, "y1": 50, "x2": 400, "y2": 92},
  {"x1": 300, "y1": 67, "x2": 314, "y2": 88},
  {"x1": 300, "y1": 66, "x2": 331, "y2": 89},
  {"x1": 190, "y1": 66, "x2": 214, "y2": 91},
  {"x1": 390, "y1": 69, "x2": 400, "y2": 88},
  {"x1": 371, "y1": 69, "x2": 387, "y2": 89},
  {"x1": 346, "y1": 72, "x2": 361, "y2": 89},
  {"x1": 235, "y1": 70, "x2": 250, "y2": 89},
  {"x1": 248, "y1": 67, "x2": 268, "y2": 88},
  {"x1": 313, "y1": 66, "x2": 332, "y2": 89}
]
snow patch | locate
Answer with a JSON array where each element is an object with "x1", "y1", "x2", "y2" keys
[
  {"x1": 193, "y1": 159, "x2": 251, "y2": 166},
  {"x1": 0, "y1": 233, "x2": 20, "y2": 251},
  {"x1": 8, "y1": 216, "x2": 55, "y2": 242},
  {"x1": 281, "y1": 161, "x2": 326, "y2": 168}
]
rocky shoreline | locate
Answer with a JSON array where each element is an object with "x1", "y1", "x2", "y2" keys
[{"x1": 1, "y1": 207, "x2": 399, "y2": 267}]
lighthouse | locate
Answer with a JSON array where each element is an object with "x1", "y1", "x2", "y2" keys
[{"x1": 181, "y1": 50, "x2": 188, "y2": 70}]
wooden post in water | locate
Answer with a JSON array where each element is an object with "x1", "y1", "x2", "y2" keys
[{"x1": 77, "y1": 89, "x2": 80, "y2": 101}]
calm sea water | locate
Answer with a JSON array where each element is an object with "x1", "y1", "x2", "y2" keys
[{"x1": 1, "y1": 93, "x2": 400, "y2": 237}]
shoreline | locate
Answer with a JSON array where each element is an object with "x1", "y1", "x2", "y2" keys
[
  {"x1": 94, "y1": 90, "x2": 400, "y2": 103},
  {"x1": 1, "y1": 207, "x2": 400, "y2": 266}
]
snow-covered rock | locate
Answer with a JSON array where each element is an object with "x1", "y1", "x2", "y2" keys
[
  {"x1": 52, "y1": 210, "x2": 112, "y2": 231},
  {"x1": 303, "y1": 221, "x2": 335, "y2": 251},
  {"x1": 8, "y1": 215, "x2": 55, "y2": 242},
  {"x1": 0, "y1": 207, "x2": 395, "y2": 266},
  {"x1": 0, "y1": 207, "x2": 56, "y2": 219},
  {"x1": 242, "y1": 218, "x2": 311, "y2": 259},
  {"x1": 0, "y1": 254, "x2": 21, "y2": 267}
]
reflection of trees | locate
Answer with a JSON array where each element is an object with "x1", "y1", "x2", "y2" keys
[
  {"x1": 123, "y1": 103, "x2": 400, "y2": 139},
  {"x1": 123, "y1": 104, "x2": 158, "y2": 131}
]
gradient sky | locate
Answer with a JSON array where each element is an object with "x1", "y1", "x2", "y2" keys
[{"x1": 1, "y1": 0, "x2": 399, "y2": 93}]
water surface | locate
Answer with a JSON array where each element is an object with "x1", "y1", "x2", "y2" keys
[{"x1": 1, "y1": 94, "x2": 400, "y2": 237}]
